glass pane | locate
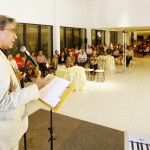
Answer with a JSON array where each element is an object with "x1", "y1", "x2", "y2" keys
[
  {"x1": 101, "y1": 31, "x2": 105, "y2": 45},
  {"x1": 74, "y1": 28, "x2": 79, "y2": 48},
  {"x1": 80, "y1": 29, "x2": 86, "y2": 48},
  {"x1": 110, "y1": 31, "x2": 118, "y2": 45},
  {"x1": 41, "y1": 25, "x2": 52, "y2": 62},
  {"x1": 8, "y1": 23, "x2": 24, "y2": 56},
  {"x1": 91, "y1": 29, "x2": 96, "y2": 46},
  {"x1": 97, "y1": 31, "x2": 102, "y2": 45},
  {"x1": 26, "y1": 24, "x2": 38, "y2": 52},
  {"x1": 60, "y1": 27, "x2": 65, "y2": 51},
  {"x1": 66, "y1": 28, "x2": 72, "y2": 48}
]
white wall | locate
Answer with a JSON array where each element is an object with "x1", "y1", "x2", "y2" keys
[
  {"x1": 55, "y1": 0, "x2": 91, "y2": 28},
  {"x1": 91, "y1": 0, "x2": 150, "y2": 28},
  {"x1": 0, "y1": 0, "x2": 91, "y2": 51},
  {"x1": 0, "y1": 0, "x2": 54, "y2": 25},
  {"x1": 1, "y1": 0, "x2": 150, "y2": 50},
  {"x1": 53, "y1": 0, "x2": 91, "y2": 50}
]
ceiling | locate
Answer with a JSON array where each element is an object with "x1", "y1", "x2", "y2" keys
[{"x1": 97, "y1": 26, "x2": 150, "y2": 34}]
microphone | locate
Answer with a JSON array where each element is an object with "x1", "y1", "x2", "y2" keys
[{"x1": 20, "y1": 46, "x2": 38, "y2": 66}]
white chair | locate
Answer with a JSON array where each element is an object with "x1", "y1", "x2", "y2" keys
[
  {"x1": 95, "y1": 59, "x2": 105, "y2": 82},
  {"x1": 85, "y1": 68, "x2": 94, "y2": 81}
]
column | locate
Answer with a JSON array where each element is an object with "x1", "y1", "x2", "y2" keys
[
  {"x1": 86, "y1": 28, "x2": 92, "y2": 45},
  {"x1": 105, "y1": 30, "x2": 110, "y2": 46}
]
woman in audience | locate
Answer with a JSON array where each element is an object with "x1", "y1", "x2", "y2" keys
[
  {"x1": 66, "y1": 51, "x2": 75, "y2": 67},
  {"x1": 58, "y1": 51, "x2": 67, "y2": 65},
  {"x1": 30, "y1": 51, "x2": 39, "y2": 77},
  {"x1": 75, "y1": 46, "x2": 81, "y2": 54},
  {"x1": 51, "y1": 50, "x2": 60, "y2": 68},
  {"x1": 14, "y1": 52, "x2": 25, "y2": 87},
  {"x1": 90, "y1": 50, "x2": 98, "y2": 72},
  {"x1": 8, "y1": 54, "x2": 25, "y2": 81}
]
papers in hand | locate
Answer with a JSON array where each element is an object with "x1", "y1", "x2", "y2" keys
[{"x1": 39, "y1": 75, "x2": 70, "y2": 108}]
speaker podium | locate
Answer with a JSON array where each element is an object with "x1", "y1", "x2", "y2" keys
[{"x1": 26, "y1": 82, "x2": 75, "y2": 150}]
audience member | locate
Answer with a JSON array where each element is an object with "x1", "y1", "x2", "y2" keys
[
  {"x1": 126, "y1": 46, "x2": 134, "y2": 67},
  {"x1": 14, "y1": 52, "x2": 25, "y2": 88},
  {"x1": 90, "y1": 50, "x2": 98, "y2": 72},
  {"x1": 58, "y1": 51, "x2": 67, "y2": 65},
  {"x1": 37, "y1": 50, "x2": 47, "y2": 77},
  {"x1": 66, "y1": 51, "x2": 75, "y2": 67},
  {"x1": 77, "y1": 47, "x2": 87, "y2": 67}
]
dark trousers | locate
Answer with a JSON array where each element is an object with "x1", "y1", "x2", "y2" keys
[
  {"x1": 126, "y1": 56, "x2": 132, "y2": 67},
  {"x1": 38, "y1": 63, "x2": 47, "y2": 77}
]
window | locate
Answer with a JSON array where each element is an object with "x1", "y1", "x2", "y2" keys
[
  {"x1": 41, "y1": 25, "x2": 53, "y2": 62},
  {"x1": 60, "y1": 27, "x2": 86, "y2": 51},
  {"x1": 110, "y1": 31, "x2": 118, "y2": 45},
  {"x1": 9, "y1": 23, "x2": 53, "y2": 61},
  {"x1": 26, "y1": 24, "x2": 38, "y2": 52},
  {"x1": 91, "y1": 30, "x2": 105, "y2": 46}
]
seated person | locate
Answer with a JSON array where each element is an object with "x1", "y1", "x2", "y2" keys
[
  {"x1": 90, "y1": 50, "x2": 98, "y2": 72},
  {"x1": 138, "y1": 44, "x2": 144, "y2": 57},
  {"x1": 126, "y1": 46, "x2": 134, "y2": 67},
  {"x1": 66, "y1": 51, "x2": 75, "y2": 67},
  {"x1": 8, "y1": 54, "x2": 25, "y2": 81},
  {"x1": 74, "y1": 46, "x2": 81, "y2": 54},
  {"x1": 37, "y1": 50, "x2": 48, "y2": 77},
  {"x1": 113, "y1": 47, "x2": 120, "y2": 63},
  {"x1": 106, "y1": 46, "x2": 113, "y2": 55},
  {"x1": 77, "y1": 48, "x2": 87, "y2": 67},
  {"x1": 30, "y1": 51, "x2": 39, "y2": 77},
  {"x1": 14, "y1": 52, "x2": 25, "y2": 88},
  {"x1": 50, "y1": 50, "x2": 60, "y2": 68},
  {"x1": 86, "y1": 45, "x2": 93, "y2": 62},
  {"x1": 118, "y1": 47, "x2": 124, "y2": 65},
  {"x1": 143, "y1": 45, "x2": 150, "y2": 55},
  {"x1": 72, "y1": 49, "x2": 78, "y2": 64},
  {"x1": 58, "y1": 51, "x2": 67, "y2": 65}
]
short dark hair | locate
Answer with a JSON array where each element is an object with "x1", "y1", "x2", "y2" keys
[{"x1": 0, "y1": 15, "x2": 16, "y2": 29}]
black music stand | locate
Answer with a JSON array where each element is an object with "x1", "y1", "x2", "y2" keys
[
  {"x1": 48, "y1": 109, "x2": 57, "y2": 150},
  {"x1": 38, "y1": 83, "x2": 75, "y2": 150}
]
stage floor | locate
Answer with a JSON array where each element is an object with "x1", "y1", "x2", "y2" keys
[{"x1": 19, "y1": 109, "x2": 124, "y2": 150}]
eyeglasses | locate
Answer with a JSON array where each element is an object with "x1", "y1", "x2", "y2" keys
[{"x1": 1, "y1": 28, "x2": 16, "y2": 34}]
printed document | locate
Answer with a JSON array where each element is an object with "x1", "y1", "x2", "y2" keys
[{"x1": 39, "y1": 75, "x2": 70, "y2": 107}]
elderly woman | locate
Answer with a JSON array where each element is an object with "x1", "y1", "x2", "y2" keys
[{"x1": 66, "y1": 51, "x2": 75, "y2": 67}]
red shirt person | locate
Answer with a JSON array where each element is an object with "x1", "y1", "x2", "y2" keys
[{"x1": 14, "y1": 52, "x2": 25, "y2": 69}]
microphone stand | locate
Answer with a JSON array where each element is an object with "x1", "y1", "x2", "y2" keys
[
  {"x1": 48, "y1": 109, "x2": 57, "y2": 150},
  {"x1": 23, "y1": 54, "x2": 38, "y2": 150},
  {"x1": 23, "y1": 56, "x2": 29, "y2": 150}
]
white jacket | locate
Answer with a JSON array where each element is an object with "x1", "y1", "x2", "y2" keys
[{"x1": 0, "y1": 50, "x2": 39, "y2": 150}]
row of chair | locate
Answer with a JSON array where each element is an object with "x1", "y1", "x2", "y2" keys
[{"x1": 85, "y1": 59, "x2": 105, "y2": 82}]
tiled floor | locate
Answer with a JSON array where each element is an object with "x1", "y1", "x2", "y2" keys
[{"x1": 57, "y1": 55, "x2": 150, "y2": 134}]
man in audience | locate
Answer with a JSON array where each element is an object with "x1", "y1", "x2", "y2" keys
[
  {"x1": 77, "y1": 47, "x2": 87, "y2": 67},
  {"x1": 37, "y1": 50, "x2": 48, "y2": 77},
  {"x1": 126, "y1": 46, "x2": 134, "y2": 67},
  {"x1": 86, "y1": 45, "x2": 93, "y2": 63}
]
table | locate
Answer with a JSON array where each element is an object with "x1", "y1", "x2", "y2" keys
[
  {"x1": 56, "y1": 65, "x2": 86, "y2": 91},
  {"x1": 97, "y1": 55, "x2": 115, "y2": 70}
]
